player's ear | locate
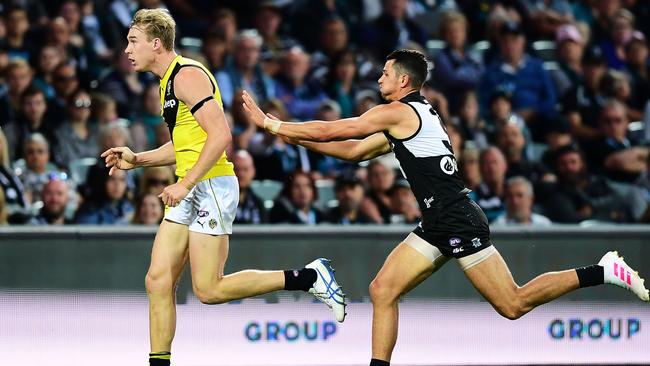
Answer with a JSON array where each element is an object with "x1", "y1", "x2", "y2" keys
[
  {"x1": 400, "y1": 74, "x2": 410, "y2": 88},
  {"x1": 152, "y1": 38, "x2": 162, "y2": 51}
]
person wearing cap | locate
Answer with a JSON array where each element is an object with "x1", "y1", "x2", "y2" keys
[
  {"x1": 479, "y1": 21, "x2": 557, "y2": 140},
  {"x1": 328, "y1": 173, "x2": 372, "y2": 224},
  {"x1": 550, "y1": 23, "x2": 586, "y2": 99},
  {"x1": 623, "y1": 30, "x2": 650, "y2": 112},
  {"x1": 560, "y1": 44, "x2": 607, "y2": 142}
]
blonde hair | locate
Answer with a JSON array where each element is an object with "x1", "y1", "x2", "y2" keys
[
  {"x1": 0, "y1": 128, "x2": 9, "y2": 167},
  {"x1": 440, "y1": 11, "x2": 468, "y2": 37},
  {"x1": 130, "y1": 8, "x2": 176, "y2": 51}
]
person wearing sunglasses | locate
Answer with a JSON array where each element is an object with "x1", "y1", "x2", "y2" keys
[{"x1": 53, "y1": 89, "x2": 99, "y2": 169}]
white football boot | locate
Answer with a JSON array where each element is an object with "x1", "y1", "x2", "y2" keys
[
  {"x1": 305, "y1": 258, "x2": 347, "y2": 322},
  {"x1": 598, "y1": 251, "x2": 649, "y2": 301}
]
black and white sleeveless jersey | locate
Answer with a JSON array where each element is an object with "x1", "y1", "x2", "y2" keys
[{"x1": 383, "y1": 92, "x2": 469, "y2": 211}]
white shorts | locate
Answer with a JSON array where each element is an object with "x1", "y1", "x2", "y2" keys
[{"x1": 164, "y1": 175, "x2": 239, "y2": 235}]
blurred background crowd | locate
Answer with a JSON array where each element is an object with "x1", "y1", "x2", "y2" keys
[{"x1": 0, "y1": 0, "x2": 649, "y2": 227}]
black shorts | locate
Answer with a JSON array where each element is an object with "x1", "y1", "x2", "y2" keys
[{"x1": 412, "y1": 197, "x2": 492, "y2": 258}]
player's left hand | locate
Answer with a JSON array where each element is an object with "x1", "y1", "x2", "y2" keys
[
  {"x1": 241, "y1": 90, "x2": 265, "y2": 128},
  {"x1": 159, "y1": 183, "x2": 189, "y2": 207}
]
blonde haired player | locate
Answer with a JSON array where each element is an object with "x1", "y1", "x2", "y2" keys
[{"x1": 101, "y1": 9, "x2": 345, "y2": 366}]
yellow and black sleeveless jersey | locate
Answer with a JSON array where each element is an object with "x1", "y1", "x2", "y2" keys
[{"x1": 159, "y1": 54, "x2": 234, "y2": 180}]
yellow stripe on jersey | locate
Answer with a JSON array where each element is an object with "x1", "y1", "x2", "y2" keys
[{"x1": 159, "y1": 55, "x2": 234, "y2": 180}]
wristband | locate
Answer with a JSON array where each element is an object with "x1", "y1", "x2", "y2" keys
[{"x1": 263, "y1": 116, "x2": 282, "y2": 134}]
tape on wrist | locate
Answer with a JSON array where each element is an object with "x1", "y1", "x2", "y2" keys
[{"x1": 263, "y1": 116, "x2": 282, "y2": 134}]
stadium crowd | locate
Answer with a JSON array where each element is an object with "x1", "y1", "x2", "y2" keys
[{"x1": 0, "y1": 0, "x2": 649, "y2": 226}]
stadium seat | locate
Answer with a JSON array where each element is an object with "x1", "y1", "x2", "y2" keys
[
  {"x1": 532, "y1": 40, "x2": 557, "y2": 62},
  {"x1": 426, "y1": 39, "x2": 447, "y2": 58},
  {"x1": 250, "y1": 180, "x2": 283, "y2": 209},
  {"x1": 315, "y1": 179, "x2": 337, "y2": 208},
  {"x1": 69, "y1": 157, "x2": 98, "y2": 185}
]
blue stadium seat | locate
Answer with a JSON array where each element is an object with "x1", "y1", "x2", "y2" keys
[{"x1": 250, "y1": 180, "x2": 283, "y2": 209}]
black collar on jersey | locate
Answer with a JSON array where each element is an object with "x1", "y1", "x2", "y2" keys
[{"x1": 399, "y1": 91, "x2": 426, "y2": 104}]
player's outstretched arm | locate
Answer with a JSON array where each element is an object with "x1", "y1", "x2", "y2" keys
[
  {"x1": 285, "y1": 132, "x2": 391, "y2": 162},
  {"x1": 100, "y1": 142, "x2": 176, "y2": 176},
  {"x1": 241, "y1": 90, "x2": 403, "y2": 142}
]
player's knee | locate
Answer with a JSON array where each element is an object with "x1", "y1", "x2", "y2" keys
[
  {"x1": 145, "y1": 271, "x2": 173, "y2": 296},
  {"x1": 369, "y1": 278, "x2": 398, "y2": 305},
  {"x1": 192, "y1": 282, "x2": 228, "y2": 305}
]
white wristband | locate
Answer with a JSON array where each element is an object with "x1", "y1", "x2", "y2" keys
[{"x1": 263, "y1": 116, "x2": 282, "y2": 134}]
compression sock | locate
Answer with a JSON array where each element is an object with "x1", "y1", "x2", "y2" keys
[
  {"x1": 576, "y1": 264, "x2": 604, "y2": 288},
  {"x1": 283, "y1": 268, "x2": 317, "y2": 291},
  {"x1": 370, "y1": 359, "x2": 390, "y2": 366},
  {"x1": 149, "y1": 352, "x2": 171, "y2": 366}
]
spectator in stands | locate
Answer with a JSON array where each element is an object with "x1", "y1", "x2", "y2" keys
[
  {"x1": 0, "y1": 127, "x2": 28, "y2": 221},
  {"x1": 551, "y1": 24, "x2": 586, "y2": 99},
  {"x1": 312, "y1": 16, "x2": 350, "y2": 77},
  {"x1": 599, "y1": 69, "x2": 641, "y2": 121},
  {"x1": 354, "y1": 89, "x2": 379, "y2": 115},
  {"x1": 53, "y1": 89, "x2": 98, "y2": 169},
  {"x1": 98, "y1": 51, "x2": 147, "y2": 119},
  {"x1": 471, "y1": 147, "x2": 507, "y2": 222},
  {"x1": 269, "y1": 171, "x2": 325, "y2": 224},
  {"x1": 46, "y1": 17, "x2": 90, "y2": 79},
  {"x1": 496, "y1": 120, "x2": 552, "y2": 184},
  {"x1": 0, "y1": 59, "x2": 34, "y2": 128},
  {"x1": 479, "y1": 21, "x2": 557, "y2": 140},
  {"x1": 561, "y1": 44, "x2": 607, "y2": 143},
  {"x1": 138, "y1": 166, "x2": 175, "y2": 197},
  {"x1": 33, "y1": 45, "x2": 65, "y2": 99},
  {"x1": 5, "y1": 86, "x2": 57, "y2": 163},
  {"x1": 130, "y1": 83, "x2": 163, "y2": 151},
  {"x1": 585, "y1": 99, "x2": 649, "y2": 182},
  {"x1": 275, "y1": 46, "x2": 328, "y2": 121},
  {"x1": 540, "y1": 121, "x2": 575, "y2": 171},
  {"x1": 388, "y1": 178, "x2": 420, "y2": 224},
  {"x1": 5, "y1": 6, "x2": 33, "y2": 62},
  {"x1": 328, "y1": 173, "x2": 371, "y2": 224},
  {"x1": 494, "y1": 176, "x2": 552, "y2": 226},
  {"x1": 209, "y1": 8, "x2": 238, "y2": 53},
  {"x1": 459, "y1": 148, "x2": 482, "y2": 191},
  {"x1": 451, "y1": 91, "x2": 488, "y2": 149},
  {"x1": 325, "y1": 49, "x2": 359, "y2": 118},
  {"x1": 591, "y1": 0, "x2": 622, "y2": 43},
  {"x1": 360, "y1": 160, "x2": 395, "y2": 224},
  {"x1": 623, "y1": 31, "x2": 650, "y2": 113},
  {"x1": 626, "y1": 153, "x2": 650, "y2": 222},
  {"x1": 484, "y1": 89, "x2": 527, "y2": 144},
  {"x1": 18, "y1": 133, "x2": 63, "y2": 204},
  {"x1": 421, "y1": 83, "x2": 450, "y2": 121},
  {"x1": 542, "y1": 144, "x2": 630, "y2": 223},
  {"x1": 28, "y1": 177, "x2": 71, "y2": 225},
  {"x1": 216, "y1": 29, "x2": 275, "y2": 110},
  {"x1": 202, "y1": 32, "x2": 230, "y2": 74},
  {"x1": 289, "y1": 0, "x2": 363, "y2": 52},
  {"x1": 600, "y1": 9, "x2": 634, "y2": 70},
  {"x1": 48, "y1": 62, "x2": 80, "y2": 124},
  {"x1": 254, "y1": 1, "x2": 295, "y2": 78},
  {"x1": 523, "y1": 0, "x2": 574, "y2": 39},
  {"x1": 75, "y1": 167, "x2": 134, "y2": 225},
  {"x1": 432, "y1": 11, "x2": 483, "y2": 114},
  {"x1": 91, "y1": 93, "x2": 118, "y2": 126},
  {"x1": 131, "y1": 192, "x2": 164, "y2": 225},
  {"x1": 358, "y1": 0, "x2": 427, "y2": 61},
  {"x1": 233, "y1": 150, "x2": 267, "y2": 225}
]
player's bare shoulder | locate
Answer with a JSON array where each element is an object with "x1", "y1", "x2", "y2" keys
[
  {"x1": 173, "y1": 66, "x2": 212, "y2": 103},
  {"x1": 362, "y1": 100, "x2": 419, "y2": 138}
]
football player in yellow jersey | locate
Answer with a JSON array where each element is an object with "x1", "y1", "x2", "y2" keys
[{"x1": 100, "y1": 9, "x2": 345, "y2": 366}]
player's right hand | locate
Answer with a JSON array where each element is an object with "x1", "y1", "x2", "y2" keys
[{"x1": 100, "y1": 146, "x2": 137, "y2": 176}]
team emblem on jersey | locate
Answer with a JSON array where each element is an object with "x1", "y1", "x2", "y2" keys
[
  {"x1": 449, "y1": 237, "x2": 461, "y2": 247},
  {"x1": 163, "y1": 99, "x2": 176, "y2": 109},
  {"x1": 209, "y1": 219, "x2": 217, "y2": 229},
  {"x1": 440, "y1": 156, "x2": 458, "y2": 175}
]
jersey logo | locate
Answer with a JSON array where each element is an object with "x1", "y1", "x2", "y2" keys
[
  {"x1": 423, "y1": 196, "x2": 434, "y2": 208},
  {"x1": 440, "y1": 156, "x2": 458, "y2": 175},
  {"x1": 166, "y1": 80, "x2": 172, "y2": 95},
  {"x1": 163, "y1": 99, "x2": 177, "y2": 109}
]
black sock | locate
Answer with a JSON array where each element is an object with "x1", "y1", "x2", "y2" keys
[
  {"x1": 283, "y1": 268, "x2": 317, "y2": 291},
  {"x1": 576, "y1": 265, "x2": 604, "y2": 288},
  {"x1": 149, "y1": 352, "x2": 171, "y2": 366},
  {"x1": 370, "y1": 359, "x2": 390, "y2": 366}
]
